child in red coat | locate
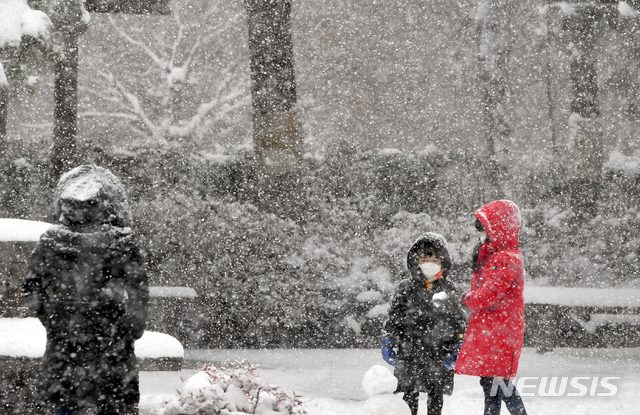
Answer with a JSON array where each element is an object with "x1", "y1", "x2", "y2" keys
[{"x1": 455, "y1": 200, "x2": 528, "y2": 415}]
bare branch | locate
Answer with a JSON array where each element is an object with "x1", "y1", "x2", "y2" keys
[
  {"x1": 78, "y1": 112, "x2": 139, "y2": 121},
  {"x1": 79, "y1": 85, "x2": 123, "y2": 104},
  {"x1": 169, "y1": 11, "x2": 185, "y2": 73},
  {"x1": 86, "y1": 3, "x2": 249, "y2": 145},
  {"x1": 22, "y1": 122, "x2": 52, "y2": 129},
  {"x1": 107, "y1": 15, "x2": 167, "y2": 71},
  {"x1": 99, "y1": 71, "x2": 161, "y2": 139}
]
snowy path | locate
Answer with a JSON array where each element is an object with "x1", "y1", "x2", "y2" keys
[{"x1": 139, "y1": 347, "x2": 640, "y2": 414}]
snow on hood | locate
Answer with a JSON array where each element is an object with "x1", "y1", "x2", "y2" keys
[
  {"x1": 474, "y1": 200, "x2": 520, "y2": 250},
  {"x1": 406, "y1": 232, "x2": 451, "y2": 280},
  {"x1": 53, "y1": 165, "x2": 133, "y2": 227},
  {"x1": 0, "y1": 218, "x2": 52, "y2": 241},
  {"x1": 0, "y1": 0, "x2": 51, "y2": 48}
]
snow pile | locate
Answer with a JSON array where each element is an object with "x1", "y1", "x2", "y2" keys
[
  {"x1": 0, "y1": 317, "x2": 46, "y2": 357},
  {"x1": 619, "y1": 1, "x2": 640, "y2": 17},
  {"x1": 0, "y1": 218, "x2": 52, "y2": 241},
  {"x1": 433, "y1": 292, "x2": 448, "y2": 301},
  {"x1": 149, "y1": 286, "x2": 198, "y2": 299},
  {"x1": 54, "y1": 165, "x2": 133, "y2": 227},
  {"x1": 604, "y1": 150, "x2": 640, "y2": 175},
  {"x1": 158, "y1": 360, "x2": 307, "y2": 415},
  {"x1": 134, "y1": 331, "x2": 184, "y2": 359},
  {"x1": 0, "y1": 318, "x2": 184, "y2": 360},
  {"x1": 366, "y1": 303, "x2": 390, "y2": 319},
  {"x1": 524, "y1": 286, "x2": 640, "y2": 308},
  {"x1": 362, "y1": 365, "x2": 410, "y2": 415},
  {"x1": 0, "y1": 0, "x2": 51, "y2": 48},
  {"x1": 0, "y1": 63, "x2": 6, "y2": 86}
]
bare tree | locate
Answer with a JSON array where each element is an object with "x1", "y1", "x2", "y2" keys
[{"x1": 80, "y1": 0, "x2": 247, "y2": 147}]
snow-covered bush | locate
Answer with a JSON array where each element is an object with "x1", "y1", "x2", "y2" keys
[
  {"x1": 6, "y1": 143, "x2": 640, "y2": 347},
  {"x1": 158, "y1": 360, "x2": 306, "y2": 415}
]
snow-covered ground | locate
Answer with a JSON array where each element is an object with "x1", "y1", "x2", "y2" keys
[{"x1": 140, "y1": 347, "x2": 640, "y2": 415}]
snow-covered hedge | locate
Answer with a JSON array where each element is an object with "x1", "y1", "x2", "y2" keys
[
  {"x1": 158, "y1": 360, "x2": 306, "y2": 415},
  {"x1": 5, "y1": 145, "x2": 640, "y2": 347}
]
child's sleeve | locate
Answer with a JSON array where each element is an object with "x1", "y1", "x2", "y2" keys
[{"x1": 383, "y1": 281, "x2": 408, "y2": 339}]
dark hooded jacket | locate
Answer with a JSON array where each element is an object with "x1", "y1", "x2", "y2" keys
[
  {"x1": 23, "y1": 165, "x2": 148, "y2": 410},
  {"x1": 384, "y1": 233, "x2": 467, "y2": 395}
]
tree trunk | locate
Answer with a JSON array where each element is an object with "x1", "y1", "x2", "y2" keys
[
  {"x1": 563, "y1": 6, "x2": 608, "y2": 223},
  {"x1": 0, "y1": 81, "x2": 6, "y2": 149},
  {"x1": 52, "y1": 34, "x2": 79, "y2": 180},
  {"x1": 477, "y1": 0, "x2": 511, "y2": 198},
  {"x1": 245, "y1": 0, "x2": 302, "y2": 173}
]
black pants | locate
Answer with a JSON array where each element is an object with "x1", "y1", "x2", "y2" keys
[
  {"x1": 480, "y1": 377, "x2": 527, "y2": 415},
  {"x1": 402, "y1": 389, "x2": 444, "y2": 415}
]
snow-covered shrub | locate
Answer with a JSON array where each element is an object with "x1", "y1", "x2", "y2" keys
[
  {"x1": 158, "y1": 360, "x2": 306, "y2": 415},
  {"x1": 7, "y1": 143, "x2": 640, "y2": 347}
]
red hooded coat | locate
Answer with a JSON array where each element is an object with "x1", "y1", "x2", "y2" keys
[{"x1": 455, "y1": 200, "x2": 525, "y2": 379}]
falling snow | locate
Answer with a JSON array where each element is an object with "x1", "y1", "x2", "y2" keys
[{"x1": 2, "y1": 0, "x2": 640, "y2": 413}]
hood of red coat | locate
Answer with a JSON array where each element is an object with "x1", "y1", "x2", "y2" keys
[{"x1": 474, "y1": 200, "x2": 520, "y2": 250}]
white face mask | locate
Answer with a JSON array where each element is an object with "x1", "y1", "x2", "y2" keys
[
  {"x1": 479, "y1": 230, "x2": 490, "y2": 243},
  {"x1": 419, "y1": 262, "x2": 441, "y2": 278}
]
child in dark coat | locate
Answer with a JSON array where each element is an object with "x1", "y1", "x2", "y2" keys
[
  {"x1": 382, "y1": 233, "x2": 467, "y2": 415},
  {"x1": 23, "y1": 165, "x2": 148, "y2": 415}
]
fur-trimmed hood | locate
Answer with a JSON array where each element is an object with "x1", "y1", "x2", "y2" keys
[{"x1": 406, "y1": 232, "x2": 451, "y2": 281}]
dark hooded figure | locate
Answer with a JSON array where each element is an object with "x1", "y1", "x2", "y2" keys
[
  {"x1": 382, "y1": 233, "x2": 467, "y2": 415},
  {"x1": 23, "y1": 165, "x2": 148, "y2": 415}
]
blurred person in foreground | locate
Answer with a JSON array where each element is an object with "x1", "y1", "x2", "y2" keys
[
  {"x1": 23, "y1": 165, "x2": 148, "y2": 415},
  {"x1": 456, "y1": 200, "x2": 528, "y2": 415},
  {"x1": 382, "y1": 233, "x2": 467, "y2": 415}
]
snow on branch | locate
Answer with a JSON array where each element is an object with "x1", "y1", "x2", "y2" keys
[
  {"x1": 87, "y1": 5, "x2": 247, "y2": 144},
  {"x1": 106, "y1": 15, "x2": 167, "y2": 70},
  {"x1": 98, "y1": 70, "x2": 164, "y2": 140},
  {"x1": 0, "y1": 0, "x2": 51, "y2": 49},
  {"x1": 78, "y1": 111, "x2": 139, "y2": 121}
]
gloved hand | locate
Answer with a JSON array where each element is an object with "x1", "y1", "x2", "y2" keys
[
  {"x1": 460, "y1": 292, "x2": 471, "y2": 307},
  {"x1": 444, "y1": 342, "x2": 463, "y2": 370},
  {"x1": 381, "y1": 337, "x2": 398, "y2": 367}
]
